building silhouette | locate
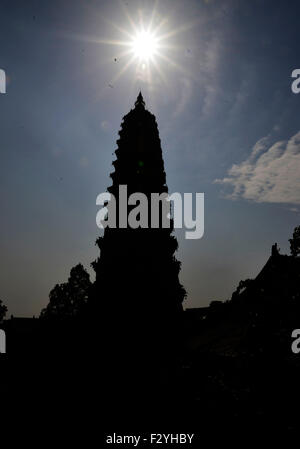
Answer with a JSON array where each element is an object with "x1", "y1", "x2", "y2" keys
[{"x1": 92, "y1": 93, "x2": 186, "y2": 386}]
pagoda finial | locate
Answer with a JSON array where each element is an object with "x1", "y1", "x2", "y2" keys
[{"x1": 135, "y1": 91, "x2": 145, "y2": 108}]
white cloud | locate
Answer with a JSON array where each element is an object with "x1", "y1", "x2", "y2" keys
[{"x1": 215, "y1": 130, "x2": 300, "y2": 205}]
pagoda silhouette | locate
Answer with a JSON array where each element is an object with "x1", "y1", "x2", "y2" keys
[{"x1": 92, "y1": 93, "x2": 185, "y2": 374}]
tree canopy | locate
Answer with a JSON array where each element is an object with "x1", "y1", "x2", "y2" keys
[
  {"x1": 0, "y1": 300, "x2": 7, "y2": 323},
  {"x1": 40, "y1": 264, "x2": 92, "y2": 319},
  {"x1": 289, "y1": 225, "x2": 300, "y2": 257}
]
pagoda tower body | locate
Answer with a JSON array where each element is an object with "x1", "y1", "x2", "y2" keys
[{"x1": 93, "y1": 93, "x2": 185, "y2": 354}]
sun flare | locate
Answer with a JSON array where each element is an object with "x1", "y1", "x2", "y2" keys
[
  {"x1": 84, "y1": 3, "x2": 195, "y2": 94},
  {"x1": 131, "y1": 31, "x2": 157, "y2": 61}
]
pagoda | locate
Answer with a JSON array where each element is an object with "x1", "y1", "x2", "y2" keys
[{"x1": 92, "y1": 93, "x2": 185, "y2": 353}]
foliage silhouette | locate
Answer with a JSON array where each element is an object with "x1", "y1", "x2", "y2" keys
[
  {"x1": 40, "y1": 263, "x2": 92, "y2": 319},
  {"x1": 289, "y1": 225, "x2": 300, "y2": 257},
  {"x1": 0, "y1": 299, "x2": 7, "y2": 323}
]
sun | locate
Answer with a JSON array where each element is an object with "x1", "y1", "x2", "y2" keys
[
  {"x1": 83, "y1": 3, "x2": 196, "y2": 92},
  {"x1": 131, "y1": 31, "x2": 157, "y2": 61}
]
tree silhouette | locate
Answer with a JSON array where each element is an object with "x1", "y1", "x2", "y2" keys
[
  {"x1": 289, "y1": 225, "x2": 300, "y2": 257},
  {"x1": 0, "y1": 299, "x2": 7, "y2": 323},
  {"x1": 231, "y1": 278, "x2": 253, "y2": 301},
  {"x1": 40, "y1": 264, "x2": 92, "y2": 319}
]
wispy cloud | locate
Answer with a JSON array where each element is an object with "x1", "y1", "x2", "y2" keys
[
  {"x1": 215, "y1": 130, "x2": 300, "y2": 205},
  {"x1": 173, "y1": 77, "x2": 192, "y2": 117}
]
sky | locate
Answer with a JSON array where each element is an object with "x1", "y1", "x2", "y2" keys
[{"x1": 1, "y1": 0, "x2": 300, "y2": 316}]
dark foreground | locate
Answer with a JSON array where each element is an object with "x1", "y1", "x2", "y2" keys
[{"x1": 2, "y1": 299, "x2": 300, "y2": 444}]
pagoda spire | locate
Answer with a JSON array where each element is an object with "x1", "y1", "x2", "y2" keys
[{"x1": 134, "y1": 91, "x2": 145, "y2": 108}]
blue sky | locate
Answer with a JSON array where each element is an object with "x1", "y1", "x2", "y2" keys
[{"x1": 1, "y1": 0, "x2": 300, "y2": 316}]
